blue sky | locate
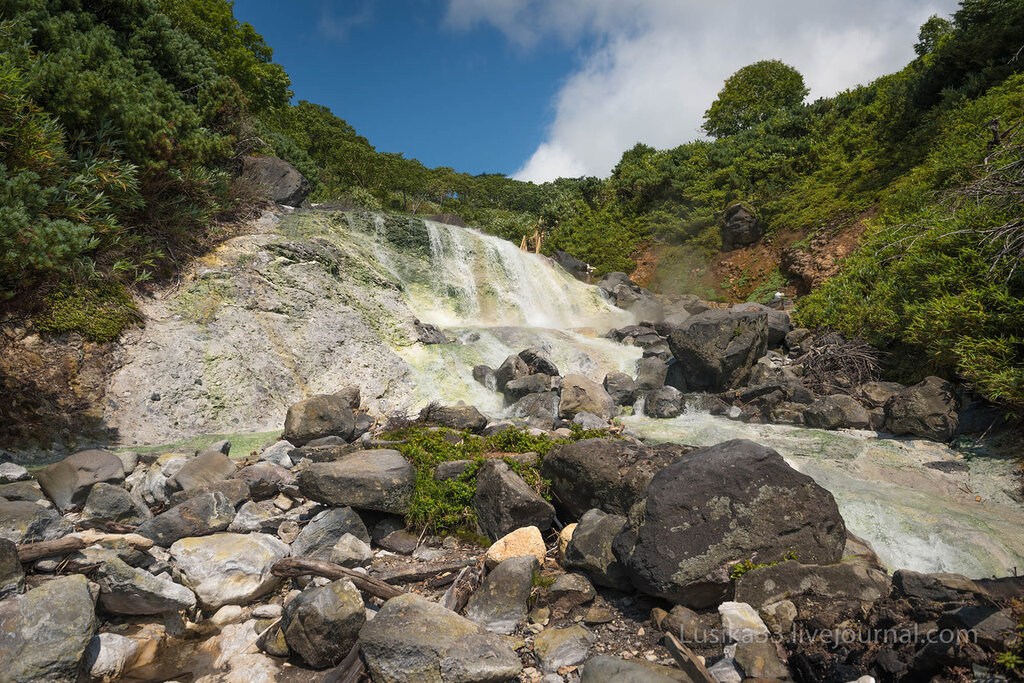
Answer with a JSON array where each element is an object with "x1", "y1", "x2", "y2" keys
[
  {"x1": 235, "y1": 1, "x2": 960, "y2": 183},
  {"x1": 234, "y1": 1, "x2": 582, "y2": 177}
]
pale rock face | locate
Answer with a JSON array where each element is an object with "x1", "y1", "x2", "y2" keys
[
  {"x1": 169, "y1": 533, "x2": 290, "y2": 609},
  {"x1": 85, "y1": 633, "x2": 140, "y2": 680},
  {"x1": 484, "y1": 526, "x2": 547, "y2": 569},
  {"x1": 718, "y1": 601, "x2": 770, "y2": 643}
]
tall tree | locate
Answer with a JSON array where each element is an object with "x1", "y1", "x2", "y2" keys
[{"x1": 702, "y1": 60, "x2": 809, "y2": 138}]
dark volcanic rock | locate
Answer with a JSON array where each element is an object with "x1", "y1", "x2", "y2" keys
[
  {"x1": 612, "y1": 439, "x2": 846, "y2": 608},
  {"x1": 241, "y1": 155, "x2": 310, "y2": 207},
  {"x1": 281, "y1": 579, "x2": 365, "y2": 669},
  {"x1": 297, "y1": 450, "x2": 415, "y2": 514},
  {"x1": 721, "y1": 203, "x2": 763, "y2": 251},
  {"x1": 559, "y1": 374, "x2": 616, "y2": 420},
  {"x1": 282, "y1": 393, "x2": 356, "y2": 446},
  {"x1": 473, "y1": 459, "x2": 555, "y2": 541},
  {"x1": 80, "y1": 482, "x2": 153, "y2": 530},
  {"x1": 643, "y1": 386, "x2": 685, "y2": 418},
  {"x1": 291, "y1": 507, "x2": 370, "y2": 560},
  {"x1": 421, "y1": 404, "x2": 488, "y2": 433},
  {"x1": 0, "y1": 500, "x2": 73, "y2": 545},
  {"x1": 884, "y1": 376, "x2": 960, "y2": 441},
  {"x1": 564, "y1": 508, "x2": 631, "y2": 591},
  {"x1": 803, "y1": 394, "x2": 871, "y2": 430},
  {"x1": 465, "y1": 555, "x2": 537, "y2": 634},
  {"x1": 603, "y1": 372, "x2": 637, "y2": 406},
  {"x1": 503, "y1": 374, "x2": 552, "y2": 402},
  {"x1": 136, "y1": 491, "x2": 235, "y2": 546},
  {"x1": 0, "y1": 538, "x2": 24, "y2": 599},
  {"x1": 552, "y1": 251, "x2": 590, "y2": 282},
  {"x1": 667, "y1": 309, "x2": 769, "y2": 392},
  {"x1": 518, "y1": 347, "x2": 560, "y2": 377}
]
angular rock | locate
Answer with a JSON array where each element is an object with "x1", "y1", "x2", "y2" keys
[
  {"x1": 136, "y1": 492, "x2": 235, "y2": 546},
  {"x1": 541, "y1": 438, "x2": 685, "y2": 519},
  {"x1": 735, "y1": 560, "x2": 891, "y2": 610},
  {"x1": 231, "y1": 462, "x2": 296, "y2": 500},
  {"x1": 858, "y1": 381, "x2": 905, "y2": 408},
  {"x1": 559, "y1": 374, "x2": 616, "y2": 420},
  {"x1": 581, "y1": 655, "x2": 689, "y2": 682},
  {"x1": 519, "y1": 347, "x2": 560, "y2": 377},
  {"x1": 84, "y1": 632, "x2": 140, "y2": 681},
  {"x1": 241, "y1": 155, "x2": 310, "y2": 206},
  {"x1": 734, "y1": 641, "x2": 789, "y2": 678},
  {"x1": 892, "y1": 569, "x2": 985, "y2": 603},
  {"x1": 298, "y1": 450, "x2": 414, "y2": 514},
  {"x1": 533, "y1": 624, "x2": 595, "y2": 674},
  {"x1": 94, "y1": 557, "x2": 196, "y2": 615},
  {"x1": 613, "y1": 439, "x2": 846, "y2": 608},
  {"x1": 603, "y1": 372, "x2": 637, "y2": 406},
  {"x1": 507, "y1": 391, "x2": 559, "y2": 428},
  {"x1": 35, "y1": 449, "x2": 125, "y2": 510},
  {"x1": 472, "y1": 459, "x2": 554, "y2": 541},
  {"x1": 667, "y1": 309, "x2": 769, "y2": 392},
  {"x1": 803, "y1": 394, "x2": 871, "y2": 430},
  {"x1": 166, "y1": 478, "x2": 251, "y2": 508},
  {"x1": 0, "y1": 500, "x2": 73, "y2": 544},
  {"x1": 281, "y1": 579, "x2": 365, "y2": 669},
  {"x1": 259, "y1": 440, "x2": 295, "y2": 468},
  {"x1": 0, "y1": 480, "x2": 45, "y2": 503},
  {"x1": 169, "y1": 449, "x2": 236, "y2": 492},
  {"x1": 282, "y1": 393, "x2": 356, "y2": 446},
  {"x1": 546, "y1": 573, "x2": 596, "y2": 610},
  {"x1": 635, "y1": 357, "x2": 669, "y2": 392},
  {"x1": 503, "y1": 374, "x2": 552, "y2": 402},
  {"x1": 643, "y1": 386, "x2": 685, "y2": 418},
  {"x1": 572, "y1": 411, "x2": 608, "y2": 431},
  {"x1": 80, "y1": 482, "x2": 153, "y2": 530},
  {"x1": 472, "y1": 365, "x2": 496, "y2": 390},
  {"x1": 718, "y1": 601, "x2": 769, "y2": 643},
  {"x1": 0, "y1": 537, "x2": 24, "y2": 599},
  {"x1": 564, "y1": 508, "x2": 631, "y2": 591},
  {"x1": 329, "y1": 533, "x2": 373, "y2": 568},
  {"x1": 731, "y1": 302, "x2": 791, "y2": 347},
  {"x1": 0, "y1": 462, "x2": 29, "y2": 484},
  {"x1": 721, "y1": 203, "x2": 762, "y2": 251},
  {"x1": 552, "y1": 251, "x2": 590, "y2": 282},
  {"x1": 228, "y1": 500, "x2": 285, "y2": 533},
  {"x1": 465, "y1": 555, "x2": 537, "y2": 634},
  {"x1": 494, "y1": 354, "x2": 530, "y2": 392},
  {"x1": 884, "y1": 376, "x2": 960, "y2": 441},
  {"x1": 0, "y1": 574, "x2": 98, "y2": 682},
  {"x1": 421, "y1": 404, "x2": 488, "y2": 433},
  {"x1": 170, "y1": 532, "x2": 289, "y2": 609},
  {"x1": 360, "y1": 593, "x2": 522, "y2": 682},
  {"x1": 291, "y1": 506, "x2": 370, "y2": 559},
  {"x1": 484, "y1": 526, "x2": 546, "y2": 569}
]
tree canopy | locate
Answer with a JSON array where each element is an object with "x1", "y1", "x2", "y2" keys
[{"x1": 702, "y1": 60, "x2": 809, "y2": 138}]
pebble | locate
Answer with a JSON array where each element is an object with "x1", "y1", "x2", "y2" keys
[
  {"x1": 252, "y1": 604, "x2": 282, "y2": 619},
  {"x1": 210, "y1": 605, "x2": 246, "y2": 626}
]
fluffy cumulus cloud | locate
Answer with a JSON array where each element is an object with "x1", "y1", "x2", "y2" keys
[{"x1": 444, "y1": 0, "x2": 961, "y2": 182}]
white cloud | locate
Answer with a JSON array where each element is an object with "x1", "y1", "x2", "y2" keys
[{"x1": 445, "y1": 0, "x2": 961, "y2": 182}]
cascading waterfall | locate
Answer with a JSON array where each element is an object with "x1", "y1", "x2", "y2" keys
[{"x1": 344, "y1": 212, "x2": 1024, "y2": 577}]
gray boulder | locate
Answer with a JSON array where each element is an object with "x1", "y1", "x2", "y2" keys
[
  {"x1": 360, "y1": 593, "x2": 522, "y2": 681},
  {"x1": 80, "y1": 482, "x2": 152, "y2": 530},
  {"x1": 170, "y1": 532, "x2": 289, "y2": 609},
  {"x1": 643, "y1": 386, "x2": 685, "y2": 418},
  {"x1": 241, "y1": 155, "x2": 310, "y2": 207},
  {"x1": 541, "y1": 438, "x2": 686, "y2": 519},
  {"x1": 472, "y1": 365, "x2": 496, "y2": 390},
  {"x1": 803, "y1": 394, "x2": 871, "y2": 430},
  {"x1": 283, "y1": 393, "x2": 357, "y2": 446},
  {"x1": 329, "y1": 533, "x2": 373, "y2": 568},
  {"x1": 169, "y1": 449, "x2": 236, "y2": 492},
  {"x1": 231, "y1": 462, "x2": 296, "y2": 500},
  {"x1": 635, "y1": 357, "x2": 669, "y2": 392},
  {"x1": 597, "y1": 272, "x2": 633, "y2": 296},
  {"x1": 0, "y1": 462, "x2": 29, "y2": 484},
  {"x1": 0, "y1": 538, "x2": 24, "y2": 599},
  {"x1": 613, "y1": 439, "x2": 846, "y2": 608},
  {"x1": 494, "y1": 354, "x2": 530, "y2": 392},
  {"x1": 858, "y1": 381, "x2": 906, "y2": 408},
  {"x1": 297, "y1": 450, "x2": 415, "y2": 514},
  {"x1": 731, "y1": 302, "x2": 791, "y2": 347},
  {"x1": 0, "y1": 574, "x2": 98, "y2": 682},
  {"x1": 564, "y1": 509, "x2": 631, "y2": 591},
  {"x1": 603, "y1": 372, "x2": 637, "y2": 406},
  {"x1": 465, "y1": 556, "x2": 537, "y2": 634},
  {"x1": 281, "y1": 579, "x2": 365, "y2": 669},
  {"x1": 519, "y1": 347, "x2": 560, "y2": 376},
  {"x1": 473, "y1": 459, "x2": 554, "y2": 541},
  {"x1": 503, "y1": 373, "x2": 552, "y2": 402},
  {"x1": 291, "y1": 506, "x2": 370, "y2": 559},
  {"x1": 581, "y1": 655, "x2": 689, "y2": 682},
  {"x1": 228, "y1": 500, "x2": 285, "y2": 533},
  {"x1": 552, "y1": 251, "x2": 590, "y2": 282},
  {"x1": 667, "y1": 309, "x2": 769, "y2": 392},
  {"x1": 0, "y1": 500, "x2": 73, "y2": 544},
  {"x1": 533, "y1": 624, "x2": 595, "y2": 674},
  {"x1": 559, "y1": 374, "x2": 616, "y2": 420},
  {"x1": 735, "y1": 559, "x2": 891, "y2": 610},
  {"x1": 422, "y1": 404, "x2": 488, "y2": 433},
  {"x1": 35, "y1": 449, "x2": 125, "y2": 510},
  {"x1": 884, "y1": 376, "x2": 960, "y2": 441},
  {"x1": 136, "y1": 492, "x2": 235, "y2": 546},
  {"x1": 93, "y1": 557, "x2": 196, "y2": 615},
  {"x1": 508, "y1": 392, "x2": 559, "y2": 429}
]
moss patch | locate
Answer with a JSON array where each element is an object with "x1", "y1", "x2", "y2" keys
[{"x1": 34, "y1": 281, "x2": 139, "y2": 342}]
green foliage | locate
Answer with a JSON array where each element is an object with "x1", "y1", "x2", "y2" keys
[
  {"x1": 729, "y1": 550, "x2": 797, "y2": 580},
  {"x1": 379, "y1": 425, "x2": 608, "y2": 535},
  {"x1": 702, "y1": 60, "x2": 809, "y2": 138},
  {"x1": 997, "y1": 599, "x2": 1024, "y2": 676},
  {"x1": 33, "y1": 280, "x2": 138, "y2": 341}
]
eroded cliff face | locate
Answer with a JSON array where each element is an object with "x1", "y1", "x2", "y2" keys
[{"x1": 104, "y1": 210, "x2": 422, "y2": 446}]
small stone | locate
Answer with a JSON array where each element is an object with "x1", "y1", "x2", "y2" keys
[
  {"x1": 465, "y1": 556, "x2": 537, "y2": 634},
  {"x1": 0, "y1": 462, "x2": 29, "y2": 484},
  {"x1": 719, "y1": 602, "x2": 769, "y2": 643},
  {"x1": 84, "y1": 633, "x2": 140, "y2": 681},
  {"x1": 211, "y1": 605, "x2": 246, "y2": 626},
  {"x1": 253, "y1": 604, "x2": 283, "y2": 619},
  {"x1": 557, "y1": 523, "x2": 576, "y2": 564},
  {"x1": 533, "y1": 625, "x2": 595, "y2": 673},
  {"x1": 328, "y1": 533, "x2": 373, "y2": 568}
]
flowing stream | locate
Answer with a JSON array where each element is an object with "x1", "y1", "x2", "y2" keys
[{"x1": 347, "y1": 214, "x2": 1024, "y2": 579}]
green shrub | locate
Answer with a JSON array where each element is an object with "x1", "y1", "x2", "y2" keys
[{"x1": 33, "y1": 281, "x2": 138, "y2": 341}]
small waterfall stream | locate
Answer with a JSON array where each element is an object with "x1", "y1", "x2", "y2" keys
[{"x1": 344, "y1": 213, "x2": 1024, "y2": 578}]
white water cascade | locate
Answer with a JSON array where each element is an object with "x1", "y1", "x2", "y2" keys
[{"x1": 345, "y1": 213, "x2": 1024, "y2": 578}]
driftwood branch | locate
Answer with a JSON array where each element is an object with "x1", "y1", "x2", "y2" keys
[
  {"x1": 17, "y1": 531, "x2": 154, "y2": 563},
  {"x1": 664, "y1": 632, "x2": 717, "y2": 683},
  {"x1": 322, "y1": 641, "x2": 364, "y2": 683},
  {"x1": 271, "y1": 557, "x2": 404, "y2": 600},
  {"x1": 372, "y1": 561, "x2": 469, "y2": 585},
  {"x1": 441, "y1": 566, "x2": 482, "y2": 614}
]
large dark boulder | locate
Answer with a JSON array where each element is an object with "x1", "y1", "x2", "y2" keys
[
  {"x1": 731, "y1": 302, "x2": 791, "y2": 347},
  {"x1": 803, "y1": 394, "x2": 871, "y2": 430},
  {"x1": 666, "y1": 309, "x2": 769, "y2": 392},
  {"x1": 518, "y1": 347, "x2": 560, "y2": 377},
  {"x1": 559, "y1": 374, "x2": 616, "y2": 420},
  {"x1": 297, "y1": 450, "x2": 415, "y2": 514},
  {"x1": 494, "y1": 354, "x2": 530, "y2": 392},
  {"x1": 884, "y1": 376, "x2": 960, "y2": 441},
  {"x1": 552, "y1": 251, "x2": 590, "y2": 282},
  {"x1": 291, "y1": 507, "x2": 370, "y2": 560},
  {"x1": 642, "y1": 386, "x2": 685, "y2": 419},
  {"x1": 635, "y1": 357, "x2": 668, "y2": 393},
  {"x1": 603, "y1": 372, "x2": 637, "y2": 406},
  {"x1": 0, "y1": 574, "x2": 98, "y2": 682},
  {"x1": 464, "y1": 555, "x2": 537, "y2": 634},
  {"x1": 282, "y1": 393, "x2": 356, "y2": 446},
  {"x1": 564, "y1": 509, "x2": 631, "y2": 591},
  {"x1": 421, "y1": 404, "x2": 488, "y2": 433},
  {"x1": 612, "y1": 439, "x2": 846, "y2": 608},
  {"x1": 281, "y1": 579, "x2": 365, "y2": 669},
  {"x1": 721, "y1": 203, "x2": 763, "y2": 251},
  {"x1": 135, "y1": 491, "x2": 235, "y2": 546},
  {"x1": 541, "y1": 439, "x2": 687, "y2": 519},
  {"x1": 503, "y1": 374, "x2": 552, "y2": 402},
  {"x1": 35, "y1": 449, "x2": 125, "y2": 510},
  {"x1": 80, "y1": 482, "x2": 153, "y2": 530},
  {"x1": 168, "y1": 449, "x2": 236, "y2": 493},
  {"x1": 241, "y1": 155, "x2": 310, "y2": 207},
  {"x1": 473, "y1": 460, "x2": 554, "y2": 541}
]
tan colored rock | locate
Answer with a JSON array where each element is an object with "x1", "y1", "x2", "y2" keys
[
  {"x1": 557, "y1": 523, "x2": 576, "y2": 565},
  {"x1": 485, "y1": 526, "x2": 547, "y2": 569}
]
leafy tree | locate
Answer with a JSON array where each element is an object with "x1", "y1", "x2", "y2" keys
[
  {"x1": 914, "y1": 14, "x2": 953, "y2": 55},
  {"x1": 702, "y1": 60, "x2": 809, "y2": 138}
]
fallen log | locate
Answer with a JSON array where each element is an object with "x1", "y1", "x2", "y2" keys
[
  {"x1": 17, "y1": 530, "x2": 154, "y2": 563},
  {"x1": 664, "y1": 632, "x2": 717, "y2": 683},
  {"x1": 271, "y1": 557, "x2": 404, "y2": 600},
  {"x1": 323, "y1": 641, "x2": 364, "y2": 683},
  {"x1": 372, "y1": 561, "x2": 468, "y2": 585},
  {"x1": 441, "y1": 566, "x2": 482, "y2": 614}
]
